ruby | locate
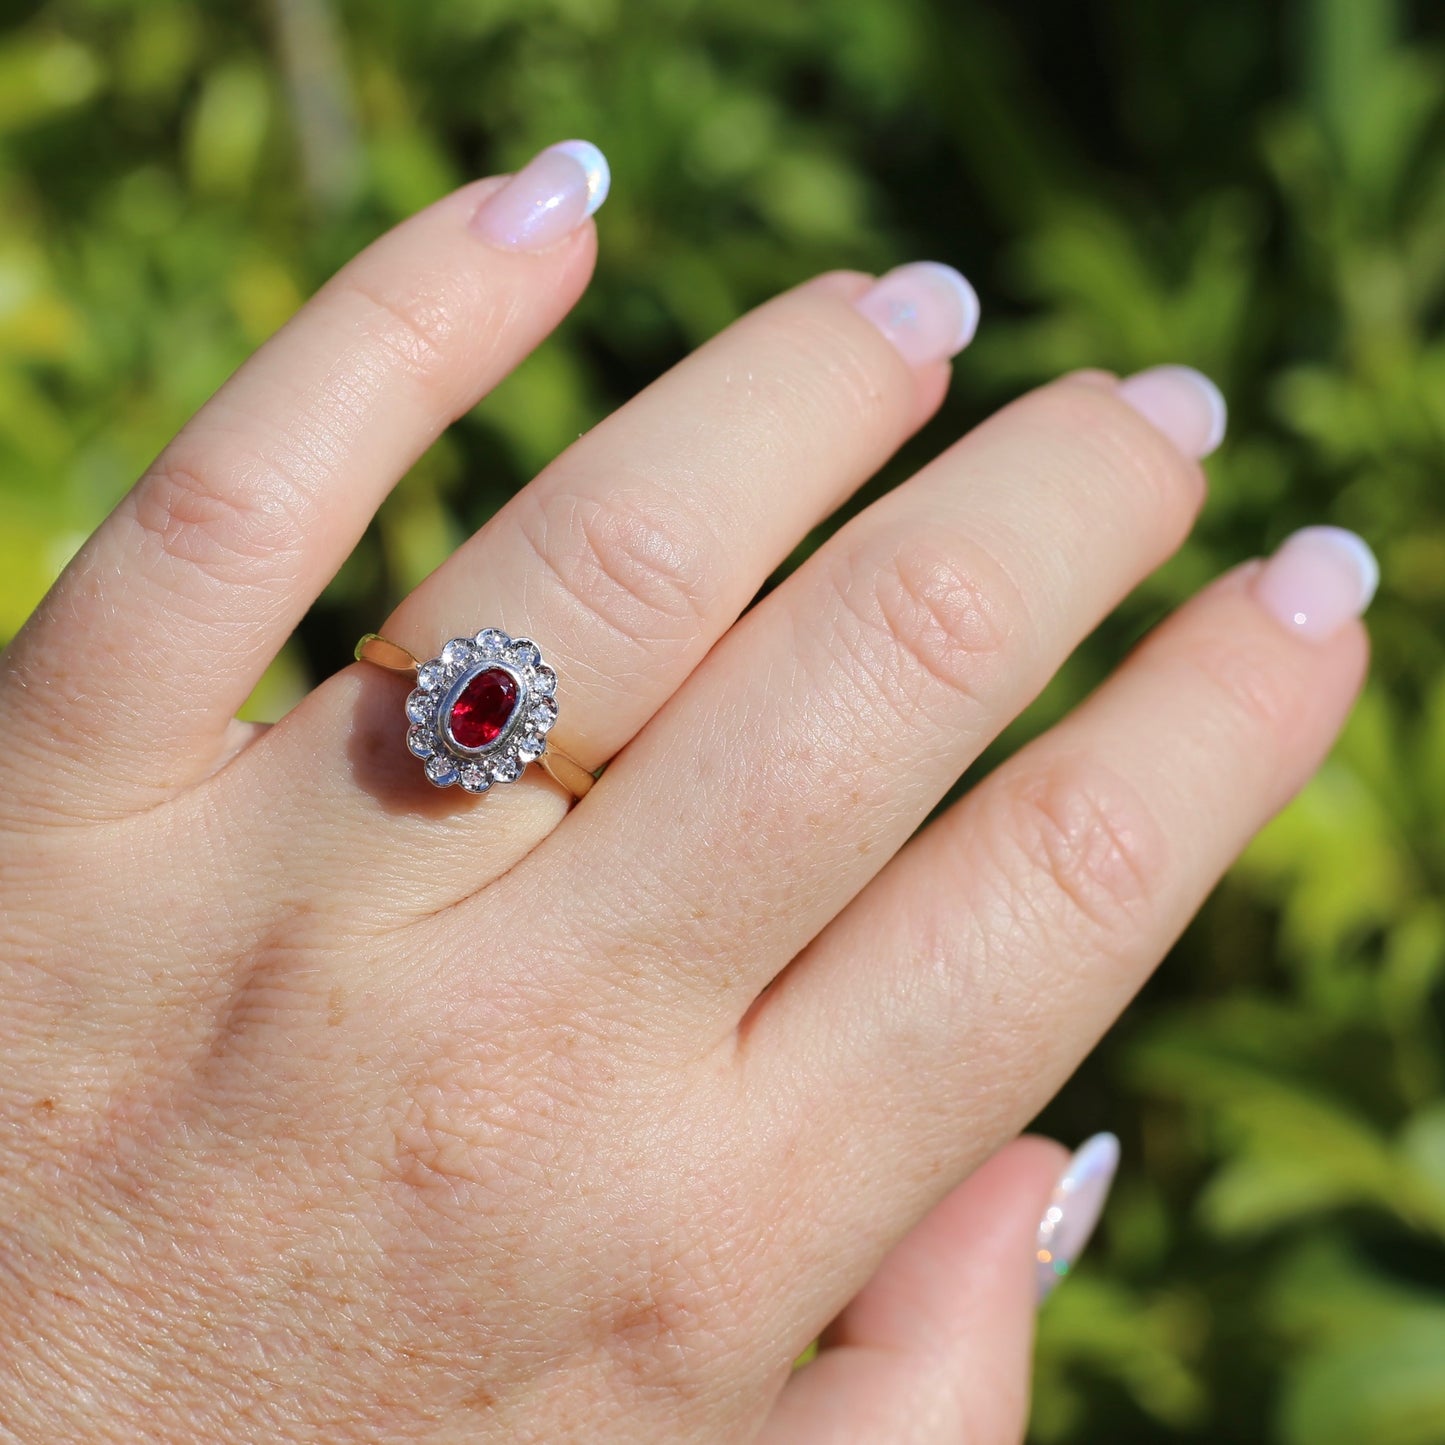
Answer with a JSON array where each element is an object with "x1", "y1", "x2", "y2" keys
[{"x1": 446, "y1": 667, "x2": 520, "y2": 750}]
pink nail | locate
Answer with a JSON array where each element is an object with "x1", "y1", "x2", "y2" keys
[
  {"x1": 470, "y1": 139, "x2": 610, "y2": 252},
  {"x1": 852, "y1": 261, "x2": 980, "y2": 367},
  {"x1": 1253, "y1": 526, "x2": 1379, "y2": 641},
  {"x1": 1116, "y1": 365, "x2": 1228, "y2": 459},
  {"x1": 1036, "y1": 1132, "x2": 1119, "y2": 1302}
]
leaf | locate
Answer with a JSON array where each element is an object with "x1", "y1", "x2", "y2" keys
[
  {"x1": 1279, "y1": 1320, "x2": 1445, "y2": 1445},
  {"x1": 1033, "y1": 1277, "x2": 1207, "y2": 1439},
  {"x1": 185, "y1": 63, "x2": 273, "y2": 200},
  {"x1": 1200, "y1": 1155, "x2": 1378, "y2": 1237},
  {"x1": 1401, "y1": 1104, "x2": 1445, "y2": 1211},
  {"x1": 0, "y1": 34, "x2": 101, "y2": 134}
]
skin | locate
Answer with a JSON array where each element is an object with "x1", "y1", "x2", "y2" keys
[{"x1": 0, "y1": 174, "x2": 1366, "y2": 1442}]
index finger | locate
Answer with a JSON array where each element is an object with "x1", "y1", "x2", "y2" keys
[{"x1": 0, "y1": 140, "x2": 607, "y2": 826}]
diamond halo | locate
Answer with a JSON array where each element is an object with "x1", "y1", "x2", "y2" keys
[{"x1": 403, "y1": 630, "x2": 560, "y2": 793}]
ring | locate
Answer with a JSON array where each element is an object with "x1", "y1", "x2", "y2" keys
[{"x1": 355, "y1": 630, "x2": 596, "y2": 800}]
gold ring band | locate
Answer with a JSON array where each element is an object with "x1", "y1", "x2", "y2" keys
[{"x1": 355, "y1": 627, "x2": 598, "y2": 797}]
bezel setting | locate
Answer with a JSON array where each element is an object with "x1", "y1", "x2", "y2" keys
[{"x1": 403, "y1": 630, "x2": 560, "y2": 793}]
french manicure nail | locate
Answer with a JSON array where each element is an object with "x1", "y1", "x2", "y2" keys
[
  {"x1": 1253, "y1": 525, "x2": 1379, "y2": 641},
  {"x1": 852, "y1": 261, "x2": 981, "y2": 367},
  {"x1": 1036, "y1": 1132, "x2": 1119, "y2": 1302},
  {"x1": 1116, "y1": 365, "x2": 1228, "y2": 459},
  {"x1": 470, "y1": 139, "x2": 610, "y2": 252}
]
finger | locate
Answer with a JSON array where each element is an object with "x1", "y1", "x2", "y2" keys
[
  {"x1": 381, "y1": 261, "x2": 976, "y2": 768},
  {"x1": 530, "y1": 365, "x2": 1220, "y2": 1022},
  {"x1": 242, "y1": 262, "x2": 980, "y2": 910},
  {"x1": 758, "y1": 1136, "x2": 1090, "y2": 1445},
  {"x1": 0, "y1": 140, "x2": 607, "y2": 823},
  {"x1": 744, "y1": 530, "x2": 1372, "y2": 1275}
]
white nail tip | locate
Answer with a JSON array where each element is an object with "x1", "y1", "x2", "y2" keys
[
  {"x1": 549, "y1": 139, "x2": 611, "y2": 216},
  {"x1": 1068, "y1": 1131, "x2": 1121, "y2": 1188},
  {"x1": 1036, "y1": 1131, "x2": 1119, "y2": 1302},
  {"x1": 1150, "y1": 364, "x2": 1228, "y2": 457},
  {"x1": 1190, "y1": 369, "x2": 1229, "y2": 456},
  {"x1": 1286, "y1": 525, "x2": 1380, "y2": 611},
  {"x1": 910, "y1": 260, "x2": 981, "y2": 352}
]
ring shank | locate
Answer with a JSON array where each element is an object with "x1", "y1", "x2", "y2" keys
[
  {"x1": 354, "y1": 632, "x2": 596, "y2": 800},
  {"x1": 355, "y1": 633, "x2": 422, "y2": 673},
  {"x1": 536, "y1": 749, "x2": 596, "y2": 799}
]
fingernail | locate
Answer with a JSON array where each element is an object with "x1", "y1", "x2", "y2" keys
[
  {"x1": 1253, "y1": 525, "x2": 1379, "y2": 641},
  {"x1": 1036, "y1": 1132, "x2": 1119, "y2": 1302},
  {"x1": 470, "y1": 139, "x2": 610, "y2": 252},
  {"x1": 1116, "y1": 365, "x2": 1228, "y2": 459},
  {"x1": 852, "y1": 261, "x2": 980, "y2": 367}
]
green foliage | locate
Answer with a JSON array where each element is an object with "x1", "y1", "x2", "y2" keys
[{"x1": 1, "y1": 0, "x2": 1442, "y2": 1438}]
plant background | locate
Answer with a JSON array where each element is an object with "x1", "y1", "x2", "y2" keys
[{"x1": 2, "y1": 0, "x2": 1444, "y2": 1439}]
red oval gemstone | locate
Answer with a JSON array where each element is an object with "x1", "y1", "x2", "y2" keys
[{"x1": 446, "y1": 667, "x2": 520, "y2": 750}]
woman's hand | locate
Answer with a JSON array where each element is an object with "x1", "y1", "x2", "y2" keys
[{"x1": 0, "y1": 142, "x2": 1374, "y2": 1442}]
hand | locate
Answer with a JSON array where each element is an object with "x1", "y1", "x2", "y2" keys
[{"x1": 0, "y1": 141, "x2": 1374, "y2": 1442}]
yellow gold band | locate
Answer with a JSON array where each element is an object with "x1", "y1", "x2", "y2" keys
[{"x1": 355, "y1": 632, "x2": 595, "y2": 800}]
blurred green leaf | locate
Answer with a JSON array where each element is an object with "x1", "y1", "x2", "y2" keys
[
  {"x1": 1402, "y1": 1104, "x2": 1445, "y2": 1207},
  {"x1": 186, "y1": 61, "x2": 272, "y2": 198},
  {"x1": 1280, "y1": 1323, "x2": 1445, "y2": 1445},
  {"x1": 0, "y1": 33, "x2": 101, "y2": 133},
  {"x1": 1034, "y1": 1277, "x2": 1207, "y2": 1439}
]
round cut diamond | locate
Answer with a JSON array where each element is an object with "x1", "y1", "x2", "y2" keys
[
  {"x1": 447, "y1": 667, "x2": 521, "y2": 751},
  {"x1": 516, "y1": 735, "x2": 544, "y2": 763},
  {"x1": 490, "y1": 755, "x2": 523, "y2": 783},
  {"x1": 458, "y1": 764, "x2": 492, "y2": 793},
  {"x1": 473, "y1": 627, "x2": 508, "y2": 654},
  {"x1": 424, "y1": 754, "x2": 458, "y2": 787},
  {"x1": 509, "y1": 638, "x2": 541, "y2": 668},
  {"x1": 417, "y1": 661, "x2": 446, "y2": 692},
  {"x1": 441, "y1": 638, "x2": 476, "y2": 668},
  {"x1": 406, "y1": 725, "x2": 435, "y2": 758},
  {"x1": 530, "y1": 695, "x2": 558, "y2": 729},
  {"x1": 405, "y1": 690, "x2": 434, "y2": 725},
  {"x1": 530, "y1": 664, "x2": 557, "y2": 696}
]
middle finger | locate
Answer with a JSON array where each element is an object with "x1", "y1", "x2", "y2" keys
[{"x1": 523, "y1": 364, "x2": 1224, "y2": 1026}]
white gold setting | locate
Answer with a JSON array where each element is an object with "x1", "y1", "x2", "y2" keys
[{"x1": 403, "y1": 629, "x2": 560, "y2": 793}]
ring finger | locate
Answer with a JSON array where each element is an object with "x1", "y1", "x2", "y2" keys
[{"x1": 243, "y1": 261, "x2": 983, "y2": 907}]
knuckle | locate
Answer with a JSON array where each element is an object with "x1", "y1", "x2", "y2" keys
[
  {"x1": 827, "y1": 532, "x2": 1020, "y2": 723},
  {"x1": 989, "y1": 751, "x2": 1168, "y2": 945},
  {"x1": 335, "y1": 269, "x2": 465, "y2": 392},
  {"x1": 384, "y1": 1027, "x2": 592, "y2": 1197},
  {"x1": 380, "y1": 983, "x2": 625, "y2": 1203},
  {"x1": 130, "y1": 451, "x2": 311, "y2": 593},
  {"x1": 1021, "y1": 380, "x2": 1203, "y2": 533},
  {"x1": 516, "y1": 486, "x2": 722, "y2": 649},
  {"x1": 386, "y1": 1066, "x2": 490, "y2": 1196},
  {"x1": 751, "y1": 300, "x2": 900, "y2": 434},
  {"x1": 1188, "y1": 629, "x2": 1310, "y2": 739},
  {"x1": 594, "y1": 1232, "x2": 744, "y2": 1395},
  {"x1": 582, "y1": 1128, "x2": 759, "y2": 1395},
  {"x1": 381, "y1": 1024, "x2": 752, "y2": 1396}
]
